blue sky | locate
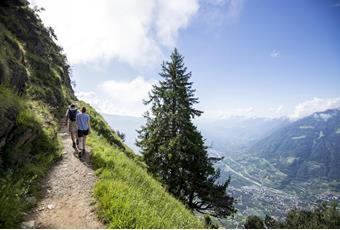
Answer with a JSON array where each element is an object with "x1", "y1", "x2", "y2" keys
[{"x1": 31, "y1": 0, "x2": 340, "y2": 119}]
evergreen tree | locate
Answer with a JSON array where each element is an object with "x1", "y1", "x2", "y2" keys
[
  {"x1": 244, "y1": 216, "x2": 265, "y2": 229},
  {"x1": 137, "y1": 49, "x2": 235, "y2": 218}
]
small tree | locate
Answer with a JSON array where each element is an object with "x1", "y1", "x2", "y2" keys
[
  {"x1": 244, "y1": 216, "x2": 265, "y2": 229},
  {"x1": 137, "y1": 49, "x2": 235, "y2": 218},
  {"x1": 116, "y1": 130, "x2": 126, "y2": 142}
]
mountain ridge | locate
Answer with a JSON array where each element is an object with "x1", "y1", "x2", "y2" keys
[{"x1": 250, "y1": 108, "x2": 340, "y2": 183}]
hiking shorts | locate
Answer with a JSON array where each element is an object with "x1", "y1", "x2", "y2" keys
[
  {"x1": 68, "y1": 121, "x2": 77, "y2": 133},
  {"x1": 78, "y1": 129, "x2": 89, "y2": 137}
]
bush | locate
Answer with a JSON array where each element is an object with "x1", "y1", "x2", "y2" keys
[{"x1": 244, "y1": 215, "x2": 265, "y2": 229}]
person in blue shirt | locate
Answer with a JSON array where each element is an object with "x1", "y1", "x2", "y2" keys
[{"x1": 76, "y1": 106, "x2": 91, "y2": 156}]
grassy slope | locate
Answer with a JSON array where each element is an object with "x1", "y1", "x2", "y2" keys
[
  {"x1": 78, "y1": 101, "x2": 204, "y2": 228},
  {"x1": 89, "y1": 132, "x2": 204, "y2": 228}
]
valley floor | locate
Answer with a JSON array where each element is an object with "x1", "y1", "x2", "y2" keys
[{"x1": 22, "y1": 125, "x2": 104, "y2": 229}]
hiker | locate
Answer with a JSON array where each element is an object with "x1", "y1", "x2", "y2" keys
[
  {"x1": 65, "y1": 104, "x2": 79, "y2": 149},
  {"x1": 77, "y1": 106, "x2": 90, "y2": 156}
]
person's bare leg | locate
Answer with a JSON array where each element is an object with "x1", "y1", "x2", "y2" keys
[
  {"x1": 83, "y1": 136, "x2": 86, "y2": 152},
  {"x1": 74, "y1": 132, "x2": 80, "y2": 152},
  {"x1": 70, "y1": 132, "x2": 75, "y2": 143},
  {"x1": 78, "y1": 137, "x2": 82, "y2": 149},
  {"x1": 78, "y1": 136, "x2": 83, "y2": 157}
]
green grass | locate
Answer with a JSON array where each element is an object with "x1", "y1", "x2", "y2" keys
[
  {"x1": 0, "y1": 86, "x2": 62, "y2": 228},
  {"x1": 88, "y1": 131, "x2": 204, "y2": 229}
]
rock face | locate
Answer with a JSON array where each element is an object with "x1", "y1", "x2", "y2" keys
[
  {"x1": 9, "y1": 61, "x2": 28, "y2": 95},
  {"x1": 0, "y1": 106, "x2": 18, "y2": 166}
]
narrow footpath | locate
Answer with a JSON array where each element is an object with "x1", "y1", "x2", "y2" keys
[{"x1": 22, "y1": 124, "x2": 105, "y2": 229}]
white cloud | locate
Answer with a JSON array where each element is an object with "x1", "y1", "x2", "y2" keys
[
  {"x1": 269, "y1": 105, "x2": 283, "y2": 117},
  {"x1": 99, "y1": 77, "x2": 153, "y2": 104},
  {"x1": 76, "y1": 76, "x2": 153, "y2": 117},
  {"x1": 201, "y1": 0, "x2": 245, "y2": 25},
  {"x1": 29, "y1": 0, "x2": 198, "y2": 67},
  {"x1": 156, "y1": 1, "x2": 199, "y2": 47},
  {"x1": 274, "y1": 105, "x2": 283, "y2": 114},
  {"x1": 271, "y1": 49, "x2": 280, "y2": 58},
  {"x1": 226, "y1": 0, "x2": 245, "y2": 20},
  {"x1": 289, "y1": 97, "x2": 340, "y2": 120}
]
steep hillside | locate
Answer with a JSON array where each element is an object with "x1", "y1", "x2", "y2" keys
[
  {"x1": 0, "y1": 0, "x2": 76, "y2": 226},
  {"x1": 0, "y1": 1, "x2": 204, "y2": 228},
  {"x1": 250, "y1": 109, "x2": 340, "y2": 182}
]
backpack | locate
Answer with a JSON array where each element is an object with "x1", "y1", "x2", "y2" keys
[{"x1": 68, "y1": 108, "x2": 78, "y2": 121}]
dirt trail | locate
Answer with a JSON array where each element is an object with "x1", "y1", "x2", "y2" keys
[{"x1": 22, "y1": 125, "x2": 105, "y2": 229}]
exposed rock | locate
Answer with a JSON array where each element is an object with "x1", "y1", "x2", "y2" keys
[
  {"x1": 21, "y1": 220, "x2": 35, "y2": 229},
  {"x1": 8, "y1": 60, "x2": 28, "y2": 95},
  {"x1": 0, "y1": 106, "x2": 18, "y2": 162},
  {"x1": 25, "y1": 196, "x2": 37, "y2": 205},
  {"x1": 15, "y1": 128, "x2": 35, "y2": 146},
  {"x1": 47, "y1": 203, "x2": 55, "y2": 210}
]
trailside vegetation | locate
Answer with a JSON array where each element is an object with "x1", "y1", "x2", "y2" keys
[
  {"x1": 137, "y1": 49, "x2": 235, "y2": 218},
  {"x1": 87, "y1": 131, "x2": 204, "y2": 228}
]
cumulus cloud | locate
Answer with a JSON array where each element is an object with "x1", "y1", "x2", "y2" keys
[
  {"x1": 290, "y1": 97, "x2": 340, "y2": 120},
  {"x1": 270, "y1": 49, "x2": 280, "y2": 58},
  {"x1": 155, "y1": 1, "x2": 199, "y2": 47},
  {"x1": 29, "y1": 0, "x2": 198, "y2": 67},
  {"x1": 76, "y1": 77, "x2": 153, "y2": 117}
]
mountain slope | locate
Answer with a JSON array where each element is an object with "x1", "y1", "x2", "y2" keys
[{"x1": 250, "y1": 109, "x2": 340, "y2": 182}]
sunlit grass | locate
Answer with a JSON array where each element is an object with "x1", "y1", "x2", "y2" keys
[{"x1": 88, "y1": 132, "x2": 204, "y2": 229}]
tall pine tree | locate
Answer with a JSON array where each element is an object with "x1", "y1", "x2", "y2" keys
[{"x1": 137, "y1": 49, "x2": 235, "y2": 218}]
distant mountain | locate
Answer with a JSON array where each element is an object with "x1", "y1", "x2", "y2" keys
[
  {"x1": 250, "y1": 109, "x2": 340, "y2": 181},
  {"x1": 196, "y1": 116, "x2": 289, "y2": 155}
]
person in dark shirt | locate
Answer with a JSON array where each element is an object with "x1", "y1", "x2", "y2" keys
[{"x1": 65, "y1": 104, "x2": 79, "y2": 149}]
